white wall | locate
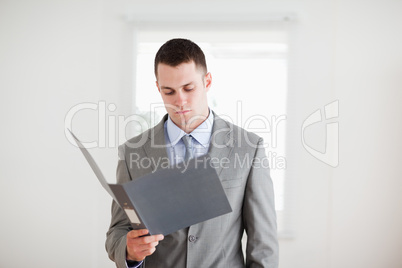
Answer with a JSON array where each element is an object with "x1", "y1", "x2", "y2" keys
[
  {"x1": 331, "y1": 1, "x2": 402, "y2": 267},
  {"x1": 0, "y1": 0, "x2": 401, "y2": 267}
]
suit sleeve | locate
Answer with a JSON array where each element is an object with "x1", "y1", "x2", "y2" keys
[
  {"x1": 105, "y1": 145, "x2": 145, "y2": 268},
  {"x1": 243, "y1": 138, "x2": 279, "y2": 268}
]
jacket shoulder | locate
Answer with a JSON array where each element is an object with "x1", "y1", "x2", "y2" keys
[
  {"x1": 215, "y1": 115, "x2": 262, "y2": 148},
  {"x1": 119, "y1": 114, "x2": 168, "y2": 151}
]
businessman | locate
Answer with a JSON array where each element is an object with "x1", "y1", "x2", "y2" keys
[{"x1": 106, "y1": 38, "x2": 279, "y2": 267}]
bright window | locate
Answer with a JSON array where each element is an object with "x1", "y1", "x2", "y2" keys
[{"x1": 132, "y1": 26, "x2": 289, "y2": 235}]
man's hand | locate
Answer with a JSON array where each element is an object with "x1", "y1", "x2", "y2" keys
[{"x1": 126, "y1": 229, "x2": 164, "y2": 261}]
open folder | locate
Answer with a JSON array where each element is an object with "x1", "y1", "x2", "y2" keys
[{"x1": 68, "y1": 129, "x2": 232, "y2": 236}]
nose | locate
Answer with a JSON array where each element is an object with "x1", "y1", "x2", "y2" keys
[{"x1": 175, "y1": 90, "x2": 187, "y2": 108}]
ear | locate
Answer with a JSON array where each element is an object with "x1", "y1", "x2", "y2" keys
[
  {"x1": 204, "y1": 72, "x2": 212, "y2": 92},
  {"x1": 156, "y1": 81, "x2": 161, "y2": 92}
]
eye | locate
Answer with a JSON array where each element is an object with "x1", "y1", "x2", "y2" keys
[
  {"x1": 184, "y1": 88, "x2": 194, "y2": 92},
  {"x1": 164, "y1": 91, "x2": 174, "y2": 95}
]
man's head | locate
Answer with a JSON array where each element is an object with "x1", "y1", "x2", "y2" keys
[
  {"x1": 154, "y1": 38, "x2": 207, "y2": 79},
  {"x1": 155, "y1": 39, "x2": 212, "y2": 133}
]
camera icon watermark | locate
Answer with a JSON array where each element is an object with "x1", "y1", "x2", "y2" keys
[{"x1": 301, "y1": 100, "x2": 339, "y2": 167}]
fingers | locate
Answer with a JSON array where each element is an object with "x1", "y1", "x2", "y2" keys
[
  {"x1": 127, "y1": 229, "x2": 149, "y2": 239},
  {"x1": 127, "y1": 229, "x2": 164, "y2": 244},
  {"x1": 126, "y1": 229, "x2": 164, "y2": 261}
]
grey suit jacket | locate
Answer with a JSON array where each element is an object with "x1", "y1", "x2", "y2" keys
[{"x1": 106, "y1": 112, "x2": 279, "y2": 268}]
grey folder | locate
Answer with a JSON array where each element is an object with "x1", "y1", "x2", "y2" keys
[{"x1": 68, "y1": 129, "x2": 232, "y2": 236}]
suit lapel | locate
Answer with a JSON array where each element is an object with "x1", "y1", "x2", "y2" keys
[
  {"x1": 207, "y1": 113, "x2": 235, "y2": 176},
  {"x1": 143, "y1": 114, "x2": 170, "y2": 170}
]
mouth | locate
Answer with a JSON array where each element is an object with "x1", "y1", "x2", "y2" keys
[{"x1": 175, "y1": 110, "x2": 191, "y2": 115}]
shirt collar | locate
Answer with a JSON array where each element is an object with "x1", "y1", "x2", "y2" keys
[{"x1": 166, "y1": 109, "x2": 214, "y2": 148}]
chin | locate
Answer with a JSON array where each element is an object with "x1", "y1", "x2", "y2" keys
[{"x1": 170, "y1": 114, "x2": 189, "y2": 125}]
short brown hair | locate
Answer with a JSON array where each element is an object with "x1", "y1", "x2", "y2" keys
[{"x1": 154, "y1": 38, "x2": 207, "y2": 78}]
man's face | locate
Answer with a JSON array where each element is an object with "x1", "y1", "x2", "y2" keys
[{"x1": 156, "y1": 61, "x2": 212, "y2": 133}]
